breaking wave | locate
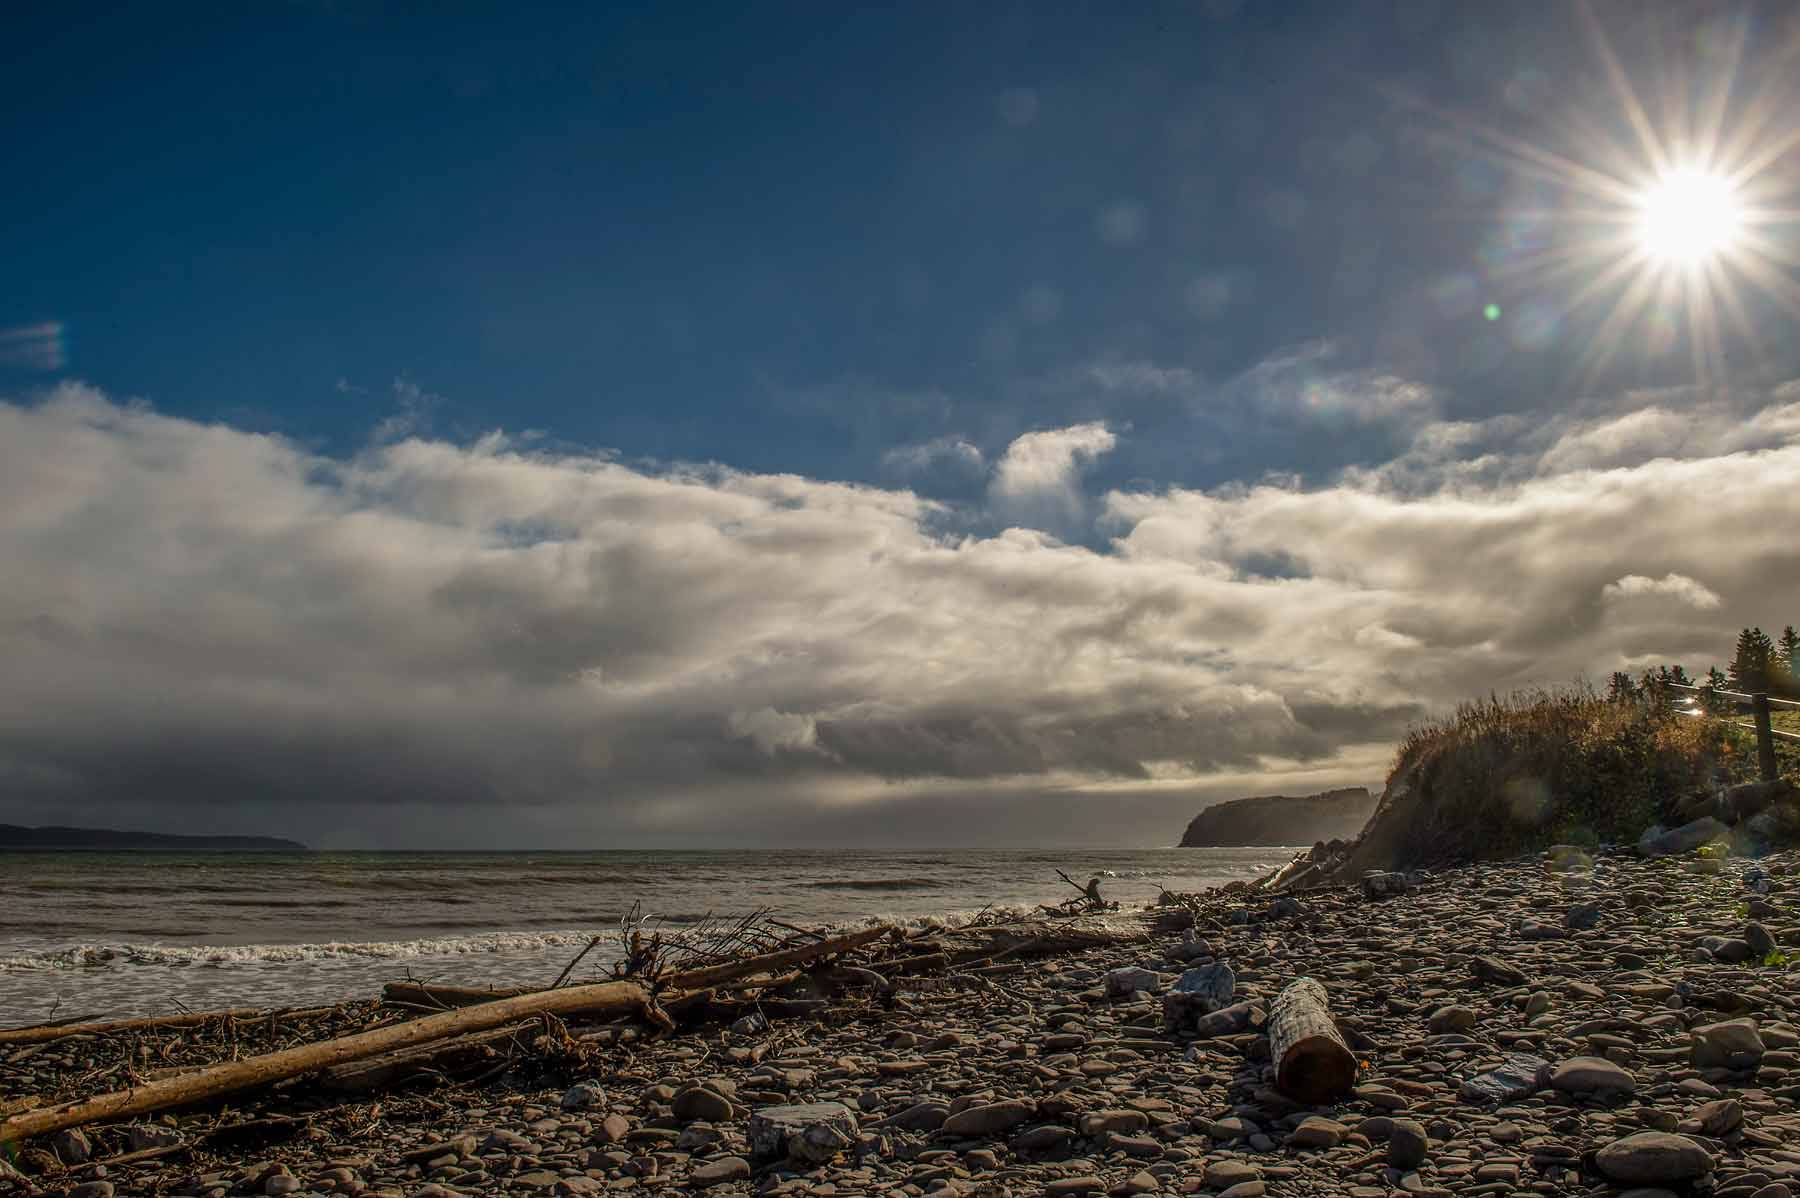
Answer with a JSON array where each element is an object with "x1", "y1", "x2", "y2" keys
[{"x1": 0, "y1": 929, "x2": 613, "y2": 973}]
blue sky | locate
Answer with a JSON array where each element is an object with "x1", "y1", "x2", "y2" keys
[
  {"x1": 13, "y1": 3, "x2": 1788, "y2": 486},
  {"x1": 2, "y1": 3, "x2": 1798, "y2": 846}
]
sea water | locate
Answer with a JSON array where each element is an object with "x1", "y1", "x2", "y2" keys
[{"x1": 0, "y1": 847, "x2": 1294, "y2": 1022}]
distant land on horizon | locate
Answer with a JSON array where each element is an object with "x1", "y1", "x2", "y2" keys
[
  {"x1": 0, "y1": 824, "x2": 308, "y2": 851},
  {"x1": 1177, "y1": 787, "x2": 1378, "y2": 847}
]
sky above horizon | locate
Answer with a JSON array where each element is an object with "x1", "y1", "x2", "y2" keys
[{"x1": 3, "y1": 2, "x2": 1799, "y2": 848}]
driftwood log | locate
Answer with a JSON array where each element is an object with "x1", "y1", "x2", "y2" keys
[
  {"x1": 1267, "y1": 977, "x2": 1358, "y2": 1104},
  {"x1": 0, "y1": 980, "x2": 654, "y2": 1146}
]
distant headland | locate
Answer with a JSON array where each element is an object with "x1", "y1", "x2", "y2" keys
[
  {"x1": 1177, "y1": 786, "x2": 1377, "y2": 847},
  {"x1": 0, "y1": 824, "x2": 307, "y2": 851}
]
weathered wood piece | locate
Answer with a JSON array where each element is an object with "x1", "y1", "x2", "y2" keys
[
  {"x1": 0, "y1": 980, "x2": 653, "y2": 1145},
  {"x1": 661, "y1": 925, "x2": 895, "y2": 990},
  {"x1": 379, "y1": 982, "x2": 528, "y2": 1010},
  {"x1": 1268, "y1": 976, "x2": 1358, "y2": 1104}
]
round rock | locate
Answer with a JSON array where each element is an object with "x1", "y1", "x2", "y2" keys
[{"x1": 1594, "y1": 1133, "x2": 1713, "y2": 1185}]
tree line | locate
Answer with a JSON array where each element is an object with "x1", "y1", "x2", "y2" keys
[{"x1": 1608, "y1": 624, "x2": 1800, "y2": 707}]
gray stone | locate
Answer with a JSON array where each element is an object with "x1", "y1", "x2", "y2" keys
[
  {"x1": 1166, "y1": 935, "x2": 1215, "y2": 963},
  {"x1": 1190, "y1": 1001, "x2": 1258, "y2": 1038},
  {"x1": 1639, "y1": 817, "x2": 1728, "y2": 857},
  {"x1": 1565, "y1": 901, "x2": 1604, "y2": 930},
  {"x1": 1163, "y1": 962, "x2": 1236, "y2": 1029},
  {"x1": 1388, "y1": 1119, "x2": 1429, "y2": 1169},
  {"x1": 1287, "y1": 1116, "x2": 1345, "y2": 1149},
  {"x1": 1470, "y1": 956, "x2": 1527, "y2": 986},
  {"x1": 1106, "y1": 966, "x2": 1161, "y2": 996},
  {"x1": 1205, "y1": 1161, "x2": 1262, "y2": 1188},
  {"x1": 1594, "y1": 1133, "x2": 1713, "y2": 1185},
  {"x1": 1747, "y1": 921, "x2": 1776, "y2": 959},
  {"x1": 1428, "y1": 1005, "x2": 1476, "y2": 1034},
  {"x1": 941, "y1": 1099, "x2": 1034, "y2": 1138},
  {"x1": 884, "y1": 1101, "x2": 948, "y2": 1131},
  {"x1": 68, "y1": 1184, "x2": 114, "y2": 1198},
  {"x1": 560, "y1": 1081, "x2": 606, "y2": 1111},
  {"x1": 746, "y1": 1102, "x2": 858, "y2": 1163},
  {"x1": 690, "y1": 1157, "x2": 751, "y2": 1188},
  {"x1": 1687, "y1": 1098, "x2": 1743, "y2": 1137},
  {"x1": 672, "y1": 1086, "x2": 735, "y2": 1123},
  {"x1": 1692, "y1": 1019, "x2": 1765, "y2": 1070},
  {"x1": 1548, "y1": 1055, "x2": 1637, "y2": 1096},
  {"x1": 1459, "y1": 1053, "x2": 1550, "y2": 1103}
]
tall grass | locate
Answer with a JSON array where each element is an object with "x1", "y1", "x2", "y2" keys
[{"x1": 1378, "y1": 684, "x2": 1731, "y2": 865}]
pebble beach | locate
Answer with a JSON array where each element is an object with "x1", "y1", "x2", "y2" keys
[{"x1": 7, "y1": 842, "x2": 1800, "y2": 1198}]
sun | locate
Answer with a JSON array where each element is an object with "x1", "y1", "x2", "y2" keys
[{"x1": 1635, "y1": 168, "x2": 1745, "y2": 265}]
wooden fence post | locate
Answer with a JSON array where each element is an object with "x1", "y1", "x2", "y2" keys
[{"x1": 1753, "y1": 693, "x2": 1779, "y2": 783}]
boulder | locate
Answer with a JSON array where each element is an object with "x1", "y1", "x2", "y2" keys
[
  {"x1": 1691, "y1": 1019, "x2": 1764, "y2": 1071},
  {"x1": 746, "y1": 1102, "x2": 859, "y2": 1163},
  {"x1": 1162, "y1": 963, "x2": 1236, "y2": 1030},
  {"x1": 1548, "y1": 1056, "x2": 1636, "y2": 1096},
  {"x1": 1593, "y1": 1133, "x2": 1712, "y2": 1185},
  {"x1": 1638, "y1": 817, "x2": 1728, "y2": 857}
]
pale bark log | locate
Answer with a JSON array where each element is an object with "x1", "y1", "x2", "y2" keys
[{"x1": 1268, "y1": 977, "x2": 1357, "y2": 1104}]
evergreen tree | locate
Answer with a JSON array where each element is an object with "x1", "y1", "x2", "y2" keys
[
  {"x1": 1608, "y1": 671, "x2": 1639, "y2": 702},
  {"x1": 1778, "y1": 625, "x2": 1800, "y2": 696},
  {"x1": 1704, "y1": 665, "x2": 1729, "y2": 713},
  {"x1": 1729, "y1": 627, "x2": 1776, "y2": 693}
]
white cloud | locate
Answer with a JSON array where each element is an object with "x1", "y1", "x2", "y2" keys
[
  {"x1": 990, "y1": 421, "x2": 1117, "y2": 528},
  {"x1": 881, "y1": 435, "x2": 984, "y2": 475},
  {"x1": 1602, "y1": 573, "x2": 1723, "y2": 610},
  {"x1": 1, "y1": 382, "x2": 1796, "y2": 846}
]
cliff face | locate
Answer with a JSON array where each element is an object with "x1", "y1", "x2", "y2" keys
[{"x1": 1177, "y1": 787, "x2": 1377, "y2": 847}]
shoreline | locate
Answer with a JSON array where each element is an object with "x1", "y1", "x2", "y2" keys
[{"x1": 4, "y1": 846, "x2": 1798, "y2": 1197}]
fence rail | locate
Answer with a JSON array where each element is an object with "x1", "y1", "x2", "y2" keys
[{"x1": 1659, "y1": 681, "x2": 1796, "y2": 782}]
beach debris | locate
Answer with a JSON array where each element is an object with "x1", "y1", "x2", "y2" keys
[{"x1": 1267, "y1": 977, "x2": 1357, "y2": 1104}]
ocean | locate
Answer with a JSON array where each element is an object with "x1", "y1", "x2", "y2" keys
[{"x1": 0, "y1": 847, "x2": 1295, "y2": 1025}]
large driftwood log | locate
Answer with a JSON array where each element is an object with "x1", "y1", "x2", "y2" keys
[
  {"x1": 0, "y1": 980, "x2": 653, "y2": 1145},
  {"x1": 380, "y1": 982, "x2": 528, "y2": 1010},
  {"x1": 1267, "y1": 977, "x2": 1357, "y2": 1104}
]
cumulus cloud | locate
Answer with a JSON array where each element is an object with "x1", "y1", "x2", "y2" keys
[
  {"x1": 1, "y1": 382, "x2": 1796, "y2": 847},
  {"x1": 1602, "y1": 573, "x2": 1723, "y2": 610},
  {"x1": 989, "y1": 422, "x2": 1117, "y2": 529}
]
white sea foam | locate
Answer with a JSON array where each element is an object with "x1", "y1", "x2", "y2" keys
[{"x1": 0, "y1": 928, "x2": 613, "y2": 973}]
